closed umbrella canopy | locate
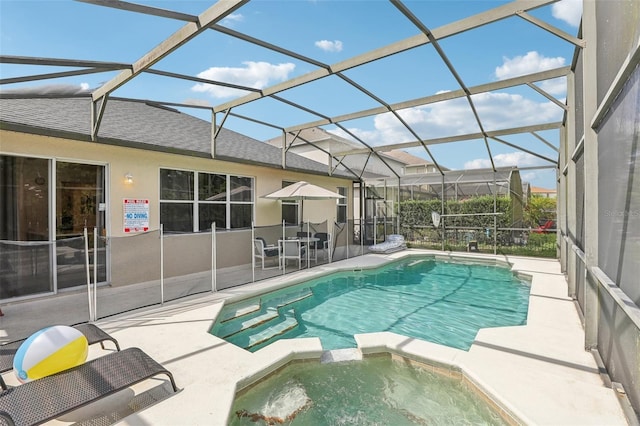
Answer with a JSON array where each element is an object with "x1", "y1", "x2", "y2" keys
[{"x1": 262, "y1": 181, "x2": 344, "y2": 222}]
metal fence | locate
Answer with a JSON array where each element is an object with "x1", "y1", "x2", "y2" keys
[{"x1": 1, "y1": 216, "x2": 556, "y2": 341}]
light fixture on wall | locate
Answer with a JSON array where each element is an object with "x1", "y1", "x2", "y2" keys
[{"x1": 124, "y1": 173, "x2": 134, "y2": 184}]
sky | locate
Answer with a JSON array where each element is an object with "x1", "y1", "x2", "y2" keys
[{"x1": 0, "y1": 0, "x2": 583, "y2": 189}]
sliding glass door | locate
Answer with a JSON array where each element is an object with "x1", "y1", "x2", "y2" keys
[
  {"x1": 0, "y1": 156, "x2": 52, "y2": 299},
  {"x1": 56, "y1": 162, "x2": 106, "y2": 290},
  {"x1": 0, "y1": 155, "x2": 107, "y2": 300}
]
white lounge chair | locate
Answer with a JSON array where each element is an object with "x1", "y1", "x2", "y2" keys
[{"x1": 368, "y1": 234, "x2": 407, "y2": 254}]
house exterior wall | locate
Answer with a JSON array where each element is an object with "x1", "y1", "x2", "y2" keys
[
  {"x1": 559, "y1": 0, "x2": 640, "y2": 413},
  {"x1": 1, "y1": 129, "x2": 352, "y2": 290}
]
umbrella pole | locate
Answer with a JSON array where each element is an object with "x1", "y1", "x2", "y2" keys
[
  {"x1": 306, "y1": 220, "x2": 310, "y2": 268},
  {"x1": 282, "y1": 219, "x2": 286, "y2": 275},
  {"x1": 300, "y1": 200, "x2": 304, "y2": 230}
]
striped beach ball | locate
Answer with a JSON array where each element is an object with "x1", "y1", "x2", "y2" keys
[{"x1": 13, "y1": 325, "x2": 88, "y2": 383}]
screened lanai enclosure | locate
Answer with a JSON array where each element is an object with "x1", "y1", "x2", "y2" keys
[
  {"x1": 359, "y1": 167, "x2": 545, "y2": 255},
  {"x1": 1, "y1": 0, "x2": 639, "y2": 417}
]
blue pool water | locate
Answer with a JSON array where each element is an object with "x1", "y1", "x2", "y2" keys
[
  {"x1": 211, "y1": 257, "x2": 530, "y2": 352},
  {"x1": 230, "y1": 356, "x2": 509, "y2": 425}
]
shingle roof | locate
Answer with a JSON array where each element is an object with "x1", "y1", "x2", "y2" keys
[
  {"x1": 0, "y1": 97, "x2": 354, "y2": 179},
  {"x1": 384, "y1": 150, "x2": 433, "y2": 166}
]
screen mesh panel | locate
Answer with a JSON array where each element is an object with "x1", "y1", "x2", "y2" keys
[
  {"x1": 597, "y1": 66, "x2": 640, "y2": 305},
  {"x1": 596, "y1": 0, "x2": 640, "y2": 104}
]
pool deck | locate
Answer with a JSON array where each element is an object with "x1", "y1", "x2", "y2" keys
[{"x1": 3, "y1": 250, "x2": 631, "y2": 425}]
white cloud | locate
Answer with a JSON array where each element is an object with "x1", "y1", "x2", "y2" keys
[
  {"x1": 521, "y1": 171, "x2": 540, "y2": 182},
  {"x1": 495, "y1": 51, "x2": 567, "y2": 95},
  {"x1": 221, "y1": 13, "x2": 244, "y2": 25},
  {"x1": 495, "y1": 51, "x2": 565, "y2": 80},
  {"x1": 552, "y1": 0, "x2": 582, "y2": 27},
  {"x1": 191, "y1": 61, "x2": 295, "y2": 98},
  {"x1": 464, "y1": 152, "x2": 545, "y2": 170},
  {"x1": 538, "y1": 77, "x2": 567, "y2": 96},
  {"x1": 80, "y1": 82, "x2": 90, "y2": 91},
  {"x1": 335, "y1": 91, "x2": 562, "y2": 146},
  {"x1": 315, "y1": 40, "x2": 343, "y2": 52}
]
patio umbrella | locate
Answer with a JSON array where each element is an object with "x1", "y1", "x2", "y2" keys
[{"x1": 262, "y1": 181, "x2": 344, "y2": 223}]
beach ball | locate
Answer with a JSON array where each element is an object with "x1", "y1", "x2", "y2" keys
[{"x1": 13, "y1": 325, "x2": 88, "y2": 383}]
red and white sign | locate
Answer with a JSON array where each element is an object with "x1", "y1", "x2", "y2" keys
[{"x1": 123, "y1": 199, "x2": 149, "y2": 233}]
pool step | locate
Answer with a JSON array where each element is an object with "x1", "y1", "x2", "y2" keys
[
  {"x1": 219, "y1": 308, "x2": 279, "y2": 338},
  {"x1": 270, "y1": 287, "x2": 313, "y2": 308},
  {"x1": 220, "y1": 300, "x2": 261, "y2": 323},
  {"x1": 220, "y1": 287, "x2": 311, "y2": 324},
  {"x1": 244, "y1": 310, "x2": 299, "y2": 350}
]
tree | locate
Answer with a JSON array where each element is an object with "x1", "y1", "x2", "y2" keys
[{"x1": 525, "y1": 196, "x2": 557, "y2": 228}]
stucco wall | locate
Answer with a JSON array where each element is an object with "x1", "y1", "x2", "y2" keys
[
  {"x1": 1, "y1": 129, "x2": 354, "y2": 286},
  {"x1": 1, "y1": 130, "x2": 353, "y2": 233}
]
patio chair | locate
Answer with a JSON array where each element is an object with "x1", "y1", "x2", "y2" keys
[
  {"x1": 279, "y1": 239, "x2": 306, "y2": 270},
  {"x1": 0, "y1": 347, "x2": 178, "y2": 426},
  {"x1": 253, "y1": 237, "x2": 280, "y2": 269},
  {"x1": 368, "y1": 234, "x2": 407, "y2": 254},
  {"x1": 313, "y1": 232, "x2": 331, "y2": 261},
  {"x1": 0, "y1": 323, "x2": 120, "y2": 391}
]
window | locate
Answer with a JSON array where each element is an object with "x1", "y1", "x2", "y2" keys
[
  {"x1": 281, "y1": 180, "x2": 299, "y2": 225},
  {"x1": 337, "y1": 186, "x2": 347, "y2": 223},
  {"x1": 198, "y1": 172, "x2": 226, "y2": 231},
  {"x1": 160, "y1": 169, "x2": 253, "y2": 232},
  {"x1": 229, "y1": 176, "x2": 253, "y2": 228}
]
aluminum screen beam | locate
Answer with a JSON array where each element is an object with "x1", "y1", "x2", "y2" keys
[
  {"x1": 516, "y1": 10, "x2": 585, "y2": 48},
  {"x1": 214, "y1": 0, "x2": 557, "y2": 113},
  {"x1": 392, "y1": 0, "x2": 495, "y2": 172},
  {"x1": 334, "y1": 122, "x2": 563, "y2": 156},
  {"x1": 90, "y1": 0, "x2": 248, "y2": 102},
  {"x1": 0, "y1": 55, "x2": 130, "y2": 69},
  {"x1": 526, "y1": 82, "x2": 570, "y2": 110},
  {"x1": 286, "y1": 66, "x2": 571, "y2": 133},
  {"x1": 490, "y1": 136, "x2": 557, "y2": 164},
  {"x1": 76, "y1": 0, "x2": 198, "y2": 22},
  {"x1": 1, "y1": 68, "x2": 123, "y2": 85},
  {"x1": 0, "y1": 55, "x2": 131, "y2": 85}
]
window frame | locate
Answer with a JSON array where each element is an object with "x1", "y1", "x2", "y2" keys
[
  {"x1": 281, "y1": 180, "x2": 300, "y2": 225},
  {"x1": 159, "y1": 168, "x2": 254, "y2": 232},
  {"x1": 336, "y1": 186, "x2": 348, "y2": 223}
]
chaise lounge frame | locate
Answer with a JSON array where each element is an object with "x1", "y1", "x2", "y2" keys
[
  {"x1": 368, "y1": 234, "x2": 407, "y2": 254},
  {"x1": 0, "y1": 323, "x2": 121, "y2": 391},
  {"x1": 0, "y1": 347, "x2": 178, "y2": 426}
]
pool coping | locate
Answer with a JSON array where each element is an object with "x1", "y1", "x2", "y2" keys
[{"x1": 70, "y1": 250, "x2": 628, "y2": 425}]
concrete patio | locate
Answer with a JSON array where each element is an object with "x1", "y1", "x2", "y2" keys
[{"x1": 0, "y1": 251, "x2": 632, "y2": 425}]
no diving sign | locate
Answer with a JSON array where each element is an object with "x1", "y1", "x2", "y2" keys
[{"x1": 123, "y1": 199, "x2": 149, "y2": 233}]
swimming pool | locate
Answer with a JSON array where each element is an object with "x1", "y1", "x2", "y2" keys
[
  {"x1": 230, "y1": 355, "x2": 510, "y2": 425},
  {"x1": 211, "y1": 256, "x2": 530, "y2": 352}
]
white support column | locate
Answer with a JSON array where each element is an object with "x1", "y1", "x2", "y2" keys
[
  {"x1": 251, "y1": 222, "x2": 255, "y2": 283},
  {"x1": 160, "y1": 224, "x2": 164, "y2": 306},
  {"x1": 212, "y1": 222, "x2": 217, "y2": 291},
  {"x1": 84, "y1": 227, "x2": 93, "y2": 322},
  {"x1": 211, "y1": 110, "x2": 216, "y2": 159},
  {"x1": 582, "y1": 0, "x2": 599, "y2": 350},
  {"x1": 93, "y1": 227, "x2": 98, "y2": 321}
]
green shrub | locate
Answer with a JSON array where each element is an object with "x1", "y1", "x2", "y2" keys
[{"x1": 399, "y1": 196, "x2": 513, "y2": 228}]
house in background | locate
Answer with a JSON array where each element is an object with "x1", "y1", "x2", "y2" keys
[
  {"x1": 266, "y1": 127, "x2": 447, "y2": 222},
  {"x1": 531, "y1": 186, "x2": 557, "y2": 198},
  {"x1": 383, "y1": 149, "x2": 445, "y2": 174},
  {"x1": 0, "y1": 97, "x2": 354, "y2": 301},
  {"x1": 265, "y1": 127, "x2": 443, "y2": 179}
]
